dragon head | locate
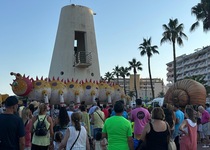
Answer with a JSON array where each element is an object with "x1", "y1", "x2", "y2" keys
[{"x1": 10, "y1": 72, "x2": 33, "y2": 96}]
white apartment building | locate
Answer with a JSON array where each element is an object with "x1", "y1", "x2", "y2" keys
[
  {"x1": 139, "y1": 78, "x2": 164, "y2": 101},
  {"x1": 166, "y1": 46, "x2": 210, "y2": 86},
  {"x1": 117, "y1": 78, "x2": 131, "y2": 94},
  {"x1": 114, "y1": 75, "x2": 164, "y2": 100}
]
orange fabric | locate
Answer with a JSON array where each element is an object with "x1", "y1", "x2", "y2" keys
[{"x1": 180, "y1": 120, "x2": 197, "y2": 150}]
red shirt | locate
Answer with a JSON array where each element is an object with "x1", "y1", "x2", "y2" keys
[
  {"x1": 25, "y1": 119, "x2": 32, "y2": 147},
  {"x1": 102, "y1": 108, "x2": 109, "y2": 119}
]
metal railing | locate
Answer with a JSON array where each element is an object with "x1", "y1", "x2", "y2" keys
[{"x1": 74, "y1": 51, "x2": 92, "y2": 67}]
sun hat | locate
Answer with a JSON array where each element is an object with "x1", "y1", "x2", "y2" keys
[{"x1": 30, "y1": 101, "x2": 40, "y2": 108}]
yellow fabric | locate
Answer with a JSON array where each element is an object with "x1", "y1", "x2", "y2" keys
[
  {"x1": 131, "y1": 122, "x2": 134, "y2": 132},
  {"x1": 32, "y1": 115, "x2": 50, "y2": 146},
  {"x1": 81, "y1": 111, "x2": 91, "y2": 136},
  {"x1": 93, "y1": 110, "x2": 104, "y2": 128}
]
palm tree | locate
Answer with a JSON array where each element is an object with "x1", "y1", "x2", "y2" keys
[
  {"x1": 119, "y1": 66, "x2": 130, "y2": 95},
  {"x1": 100, "y1": 76, "x2": 105, "y2": 82},
  {"x1": 128, "y1": 91, "x2": 135, "y2": 104},
  {"x1": 128, "y1": 91, "x2": 135, "y2": 99},
  {"x1": 139, "y1": 37, "x2": 159, "y2": 100},
  {"x1": 104, "y1": 71, "x2": 114, "y2": 83},
  {"x1": 190, "y1": 0, "x2": 210, "y2": 32},
  {"x1": 112, "y1": 65, "x2": 120, "y2": 84},
  {"x1": 158, "y1": 92, "x2": 165, "y2": 98},
  {"x1": 160, "y1": 18, "x2": 188, "y2": 83},
  {"x1": 128, "y1": 58, "x2": 142, "y2": 98}
]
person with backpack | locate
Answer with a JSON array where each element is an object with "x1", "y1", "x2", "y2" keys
[{"x1": 31, "y1": 103, "x2": 54, "y2": 150}]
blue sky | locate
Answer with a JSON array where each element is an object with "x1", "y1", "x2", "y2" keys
[{"x1": 1, "y1": 0, "x2": 209, "y2": 95}]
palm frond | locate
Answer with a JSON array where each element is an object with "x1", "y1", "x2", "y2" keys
[
  {"x1": 176, "y1": 37, "x2": 184, "y2": 46},
  {"x1": 137, "y1": 66, "x2": 143, "y2": 71},
  {"x1": 191, "y1": 0, "x2": 210, "y2": 32},
  {"x1": 162, "y1": 24, "x2": 170, "y2": 31},
  {"x1": 176, "y1": 23, "x2": 184, "y2": 32},
  {"x1": 190, "y1": 21, "x2": 199, "y2": 32},
  {"x1": 203, "y1": 18, "x2": 210, "y2": 32},
  {"x1": 179, "y1": 32, "x2": 188, "y2": 40},
  {"x1": 160, "y1": 36, "x2": 170, "y2": 45},
  {"x1": 140, "y1": 50, "x2": 146, "y2": 56},
  {"x1": 152, "y1": 49, "x2": 159, "y2": 54}
]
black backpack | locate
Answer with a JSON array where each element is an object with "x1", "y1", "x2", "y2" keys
[{"x1": 34, "y1": 115, "x2": 48, "y2": 136}]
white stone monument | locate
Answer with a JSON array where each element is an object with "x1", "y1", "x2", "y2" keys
[{"x1": 49, "y1": 4, "x2": 100, "y2": 81}]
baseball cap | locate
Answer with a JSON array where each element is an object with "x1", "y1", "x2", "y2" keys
[{"x1": 5, "y1": 96, "x2": 18, "y2": 107}]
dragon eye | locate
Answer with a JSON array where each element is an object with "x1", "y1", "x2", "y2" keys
[
  {"x1": 52, "y1": 82, "x2": 57, "y2": 86},
  {"x1": 86, "y1": 85, "x2": 91, "y2": 89},
  {"x1": 69, "y1": 84, "x2": 74, "y2": 88},
  {"x1": 13, "y1": 81, "x2": 18, "y2": 86},
  {"x1": 36, "y1": 82, "x2": 41, "y2": 86}
]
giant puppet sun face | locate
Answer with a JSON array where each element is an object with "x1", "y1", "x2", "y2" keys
[{"x1": 11, "y1": 77, "x2": 33, "y2": 96}]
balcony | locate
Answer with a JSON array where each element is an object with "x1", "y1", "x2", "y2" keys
[
  {"x1": 167, "y1": 65, "x2": 173, "y2": 71},
  {"x1": 177, "y1": 74, "x2": 184, "y2": 80},
  {"x1": 74, "y1": 51, "x2": 92, "y2": 68},
  {"x1": 167, "y1": 71, "x2": 173, "y2": 76},
  {"x1": 167, "y1": 77, "x2": 173, "y2": 82}
]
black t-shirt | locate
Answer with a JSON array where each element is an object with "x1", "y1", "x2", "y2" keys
[{"x1": 0, "y1": 114, "x2": 25, "y2": 150}]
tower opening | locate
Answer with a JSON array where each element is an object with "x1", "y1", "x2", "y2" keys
[{"x1": 74, "y1": 31, "x2": 86, "y2": 63}]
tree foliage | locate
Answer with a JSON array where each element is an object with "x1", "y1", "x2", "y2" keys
[
  {"x1": 128, "y1": 58, "x2": 142, "y2": 98},
  {"x1": 161, "y1": 18, "x2": 187, "y2": 83},
  {"x1": 191, "y1": 0, "x2": 210, "y2": 32},
  {"x1": 139, "y1": 37, "x2": 159, "y2": 99}
]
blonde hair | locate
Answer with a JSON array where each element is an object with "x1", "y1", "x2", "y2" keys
[
  {"x1": 22, "y1": 107, "x2": 31, "y2": 122},
  {"x1": 38, "y1": 103, "x2": 47, "y2": 115}
]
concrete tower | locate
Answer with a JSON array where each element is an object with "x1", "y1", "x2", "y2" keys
[{"x1": 49, "y1": 5, "x2": 100, "y2": 81}]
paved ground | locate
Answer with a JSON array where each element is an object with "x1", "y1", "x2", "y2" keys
[{"x1": 197, "y1": 143, "x2": 210, "y2": 150}]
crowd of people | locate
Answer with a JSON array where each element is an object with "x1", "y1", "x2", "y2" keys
[{"x1": 0, "y1": 96, "x2": 210, "y2": 150}]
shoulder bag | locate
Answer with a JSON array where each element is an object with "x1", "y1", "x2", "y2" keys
[
  {"x1": 166, "y1": 122, "x2": 176, "y2": 150},
  {"x1": 24, "y1": 119, "x2": 29, "y2": 127},
  {"x1": 70, "y1": 130, "x2": 81, "y2": 150},
  {"x1": 168, "y1": 138, "x2": 176, "y2": 150},
  {"x1": 95, "y1": 111, "x2": 104, "y2": 122}
]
